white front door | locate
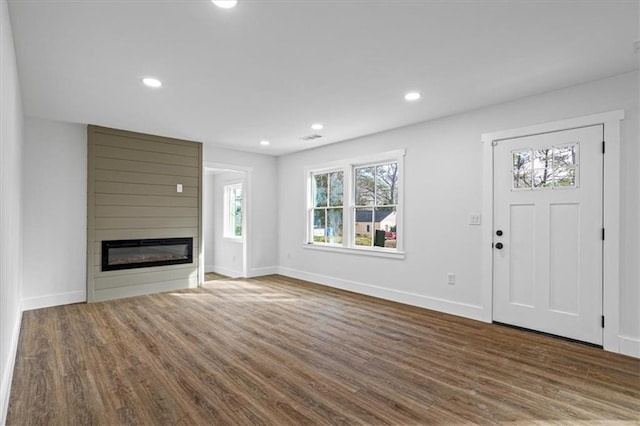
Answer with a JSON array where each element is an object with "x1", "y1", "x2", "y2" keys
[{"x1": 493, "y1": 125, "x2": 604, "y2": 345}]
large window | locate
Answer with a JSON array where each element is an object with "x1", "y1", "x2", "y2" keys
[
  {"x1": 311, "y1": 171, "x2": 344, "y2": 244},
  {"x1": 306, "y1": 150, "x2": 404, "y2": 254},
  {"x1": 354, "y1": 162, "x2": 398, "y2": 248},
  {"x1": 224, "y1": 182, "x2": 243, "y2": 239}
]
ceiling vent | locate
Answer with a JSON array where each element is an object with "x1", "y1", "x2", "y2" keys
[{"x1": 299, "y1": 134, "x2": 323, "y2": 142}]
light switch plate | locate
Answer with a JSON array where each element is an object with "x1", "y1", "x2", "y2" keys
[{"x1": 176, "y1": 184, "x2": 183, "y2": 193}]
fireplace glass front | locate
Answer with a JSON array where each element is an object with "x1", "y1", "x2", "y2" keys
[{"x1": 101, "y1": 238, "x2": 193, "y2": 271}]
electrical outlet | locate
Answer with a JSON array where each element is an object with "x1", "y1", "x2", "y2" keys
[
  {"x1": 469, "y1": 213, "x2": 481, "y2": 225},
  {"x1": 176, "y1": 183, "x2": 183, "y2": 193},
  {"x1": 447, "y1": 273, "x2": 455, "y2": 285}
]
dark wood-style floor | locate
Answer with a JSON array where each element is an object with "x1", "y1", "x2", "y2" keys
[{"x1": 7, "y1": 275, "x2": 640, "y2": 425}]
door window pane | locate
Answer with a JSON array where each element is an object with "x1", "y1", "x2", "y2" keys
[
  {"x1": 533, "y1": 149, "x2": 552, "y2": 170},
  {"x1": 533, "y1": 168, "x2": 553, "y2": 188},
  {"x1": 511, "y1": 144, "x2": 578, "y2": 190},
  {"x1": 553, "y1": 145, "x2": 578, "y2": 167},
  {"x1": 554, "y1": 167, "x2": 577, "y2": 187},
  {"x1": 513, "y1": 150, "x2": 531, "y2": 169},
  {"x1": 513, "y1": 171, "x2": 531, "y2": 189},
  {"x1": 553, "y1": 144, "x2": 578, "y2": 188}
]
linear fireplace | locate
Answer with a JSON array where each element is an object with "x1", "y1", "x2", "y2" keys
[{"x1": 102, "y1": 238, "x2": 193, "y2": 271}]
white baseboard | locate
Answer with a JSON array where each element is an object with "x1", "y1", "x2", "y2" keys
[
  {"x1": 278, "y1": 267, "x2": 485, "y2": 322},
  {"x1": 209, "y1": 265, "x2": 243, "y2": 278},
  {"x1": 248, "y1": 266, "x2": 279, "y2": 278},
  {"x1": 619, "y1": 335, "x2": 640, "y2": 359},
  {"x1": 1, "y1": 304, "x2": 22, "y2": 426},
  {"x1": 22, "y1": 290, "x2": 86, "y2": 311}
]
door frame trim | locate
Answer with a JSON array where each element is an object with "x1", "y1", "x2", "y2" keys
[{"x1": 481, "y1": 110, "x2": 625, "y2": 354}]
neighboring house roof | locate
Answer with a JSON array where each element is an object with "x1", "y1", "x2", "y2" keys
[{"x1": 355, "y1": 210, "x2": 393, "y2": 223}]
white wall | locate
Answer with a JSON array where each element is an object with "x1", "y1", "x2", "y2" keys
[
  {"x1": 203, "y1": 145, "x2": 279, "y2": 276},
  {"x1": 0, "y1": 0, "x2": 24, "y2": 421},
  {"x1": 204, "y1": 171, "x2": 245, "y2": 277},
  {"x1": 21, "y1": 118, "x2": 87, "y2": 309},
  {"x1": 278, "y1": 72, "x2": 639, "y2": 352}
]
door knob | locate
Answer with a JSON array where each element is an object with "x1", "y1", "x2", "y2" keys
[
  {"x1": 495, "y1": 242, "x2": 504, "y2": 249},
  {"x1": 496, "y1": 230, "x2": 503, "y2": 236}
]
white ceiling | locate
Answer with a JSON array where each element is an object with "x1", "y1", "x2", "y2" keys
[{"x1": 7, "y1": 0, "x2": 639, "y2": 156}]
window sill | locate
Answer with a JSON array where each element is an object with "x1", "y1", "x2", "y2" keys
[{"x1": 303, "y1": 243, "x2": 405, "y2": 259}]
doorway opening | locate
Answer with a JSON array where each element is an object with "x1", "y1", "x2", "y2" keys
[{"x1": 202, "y1": 164, "x2": 250, "y2": 283}]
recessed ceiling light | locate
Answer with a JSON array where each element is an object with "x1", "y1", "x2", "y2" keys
[
  {"x1": 211, "y1": 0, "x2": 238, "y2": 8},
  {"x1": 260, "y1": 140, "x2": 270, "y2": 146},
  {"x1": 404, "y1": 91, "x2": 421, "y2": 101},
  {"x1": 311, "y1": 123, "x2": 324, "y2": 131},
  {"x1": 142, "y1": 77, "x2": 162, "y2": 88}
]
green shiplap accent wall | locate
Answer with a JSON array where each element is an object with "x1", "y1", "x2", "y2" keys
[{"x1": 87, "y1": 126, "x2": 202, "y2": 302}]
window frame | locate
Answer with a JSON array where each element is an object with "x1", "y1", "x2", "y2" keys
[
  {"x1": 304, "y1": 149, "x2": 405, "y2": 258},
  {"x1": 223, "y1": 181, "x2": 243, "y2": 241},
  {"x1": 352, "y1": 160, "x2": 400, "y2": 249},
  {"x1": 308, "y1": 169, "x2": 345, "y2": 246}
]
